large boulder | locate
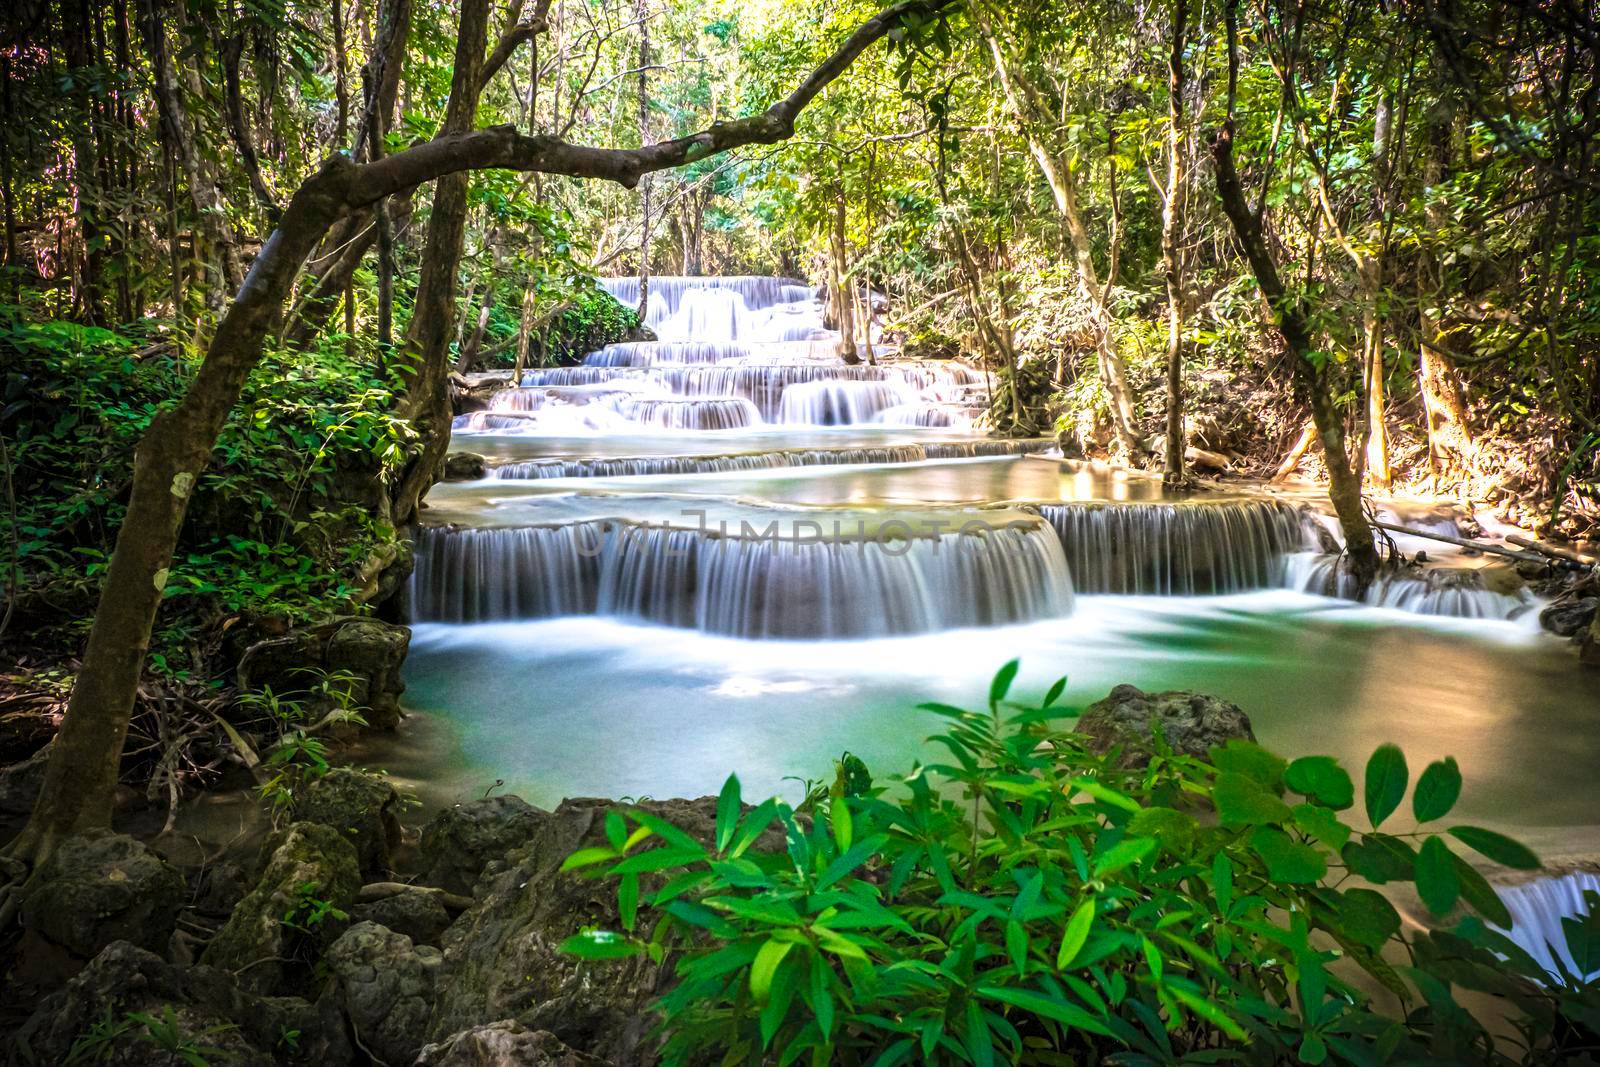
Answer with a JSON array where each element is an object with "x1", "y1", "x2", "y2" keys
[
  {"x1": 297, "y1": 767, "x2": 401, "y2": 879},
  {"x1": 1075, "y1": 684, "x2": 1255, "y2": 768},
  {"x1": 1542, "y1": 596, "x2": 1598, "y2": 638},
  {"x1": 352, "y1": 885, "x2": 454, "y2": 946},
  {"x1": 200, "y1": 821, "x2": 360, "y2": 995},
  {"x1": 236, "y1": 616, "x2": 411, "y2": 730},
  {"x1": 419, "y1": 795, "x2": 544, "y2": 897},
  {"x1": 432, "y1": 796, "x2": 756, "y2": 1064},
  {"x1": 326, "y1": 921, "x2": 442, "y2": 1066},
  {"x1": 444, "y1": 451, "x2": 487, "y2": 480},
  {"x1": 13, "y1": 941, "x2": 350, "y2": 1066},
  {"x1": 20, "y1": 830, "x2": 185, "y2": 959},
  {"x1": 417, "y1": 1021, "x2": 605, "y2": 1066}
]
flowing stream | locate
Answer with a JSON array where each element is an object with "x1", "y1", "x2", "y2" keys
[{"x1": 405, "y1": 275, "x2": 1599, "y2": 960}]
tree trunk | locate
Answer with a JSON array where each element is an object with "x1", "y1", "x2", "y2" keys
[
  {"x1": 8, "y1": 155, "x2": 357, "y2": 864},
  {"x1": 63, "y1": 0, "x2": 107, "y2": 324},
  {"x1": 389, "y1": 0, "x2": 493, "y2": 526},
  {"x1": 136, "y1": 0, "x2": 244, "y2": 304},
  {"x1": 634, "y1": 0, "x2": 652, "y2": 322},
  {"x1": 977, "y1": 14, "x2": 1140, "y2": 454},
  {"x1": 1160, "y1": 0, "x2": 1187, "y2": 483},
  {"x1": 1212, "y1": 120, "x2": 1379, "y2": 588},
  {"x1": 830, "y1": 195, "x2": 857, "y2": 363}
]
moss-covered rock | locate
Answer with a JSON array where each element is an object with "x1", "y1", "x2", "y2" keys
[
  {"x1": 326, "y1": 921, "x2": 442, "y2": 1066},
  {"x1": 296, "y1": 767, "x2": 401, "y2": 880},
  {"x1": 20, "y1": 830, "x2": 185, "y2": 959},
  {"x1": 352, "y1": 885, "x2": 454, "y2": 946},
  {"x1": 13, "y1": 941, "x2": 350, "y2": 1066},
  {"x1": 418, "y1": 795, "x2": 543, "y2": 897},
  {"x1": 236, "y1": 616, "x2": 411, "y2": 730},
  {"x1": 199, "y1": 821, "x2": 360, "y2": 995},
  {"x1": 417, "y1": 1021, "x2": 604, "y2": 1066},
  {"x1": 431, "y1": 796, "x2": 778, "y2": 1063},
  {"x1": 1075, "y1": 684, "x2": 1255, "y2": 768}
]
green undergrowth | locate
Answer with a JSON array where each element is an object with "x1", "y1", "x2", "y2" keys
[
  {"x1": 563, "y1": 661, "x2": 1600, "y2": 1066},
  {"x1": 0, "y1": 312, "x2": 411, "y2": 678}
]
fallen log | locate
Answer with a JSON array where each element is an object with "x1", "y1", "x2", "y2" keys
[
  {"x1": 1505, "y1": 533, "x2": 1598, "y2": 566},
  {"x1": 1368, "y1": 519, "x2": 1589, "y2": 571}
]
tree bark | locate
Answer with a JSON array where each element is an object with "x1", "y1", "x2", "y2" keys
[
  {"x1": 634, "y1": 0, "x2": 652, "y2": 322},
  {"x1": 976, "y1": 10, "x2": 1141, "y2": 454},
  {"x1": 136, "y1": 0, "x2": 244, "y2": 302},
  {"x1": 389, "y1": 0, "x2": 492, "y2": 526},
  {"x1": 1212, "y1": 120, "x2": 1379, "y2": 587},
  {"x1": 1160, "y1": 0, "x2": 1188, "y2": 483},
  {"x1": 830, "y1": 195, "x2": 857, "y2": 363}
]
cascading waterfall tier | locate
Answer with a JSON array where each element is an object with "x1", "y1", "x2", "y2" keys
[
  {"x1": 490, "y1": 439, "x2": 1056, "y2": 479},
  {"x1": 511, "y1": 364, "x2": 974, "y2": 424},
  {"x1": 1284, "y1": 553, "x2": 1537, "y2": 619},
  {"x1": 1038, "y1": 500, "x2": 1317, "y2": 595},
  {"x1": 409, "y1": 518, "x2": 1074, "y2": 638},
  {"x1": 1494, "y1": 870, "x2": 1600, "y2": 982}
]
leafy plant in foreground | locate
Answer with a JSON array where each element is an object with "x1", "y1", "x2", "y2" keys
[{"x1": 561, "y1": 662, "x2": 1600, "y2": 1065}]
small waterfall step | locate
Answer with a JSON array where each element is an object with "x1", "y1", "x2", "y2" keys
[
  {"x1": 1284, "y1": 552, "x2": 1537, "y2": 620},
  {"x1": 1039, "y1": 500, "x2": 1316, "y2": 595},
  {"x1": 485, "y1": 439, "x2": 1057, "y2": 479},
  {"x1": 409, "y1": 516, "x2": 1073, "y2": 638}
]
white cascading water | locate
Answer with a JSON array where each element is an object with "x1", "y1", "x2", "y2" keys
[
  {"x1": 1283, "y1": 552, "x2": 1537, "y2": 620},
  {"x1": 410, "y1": 520, "x2": 1073, "y2": 638},
  {"x1": 448, "y1": 277, "x2": 984, "y2": 430},
  {"x1": 1495, "y1": 871, "x2": 1600, "y2": 982},
  {"x1": 435, "y1": 274, "x2": 1533, "y2": 626},
  {"x1": 491, "y1": 439, "x2": 1055, "y2": 479},
  {"x1": 1040, "y1": 501, "x2": 1318, "y2": 595}
]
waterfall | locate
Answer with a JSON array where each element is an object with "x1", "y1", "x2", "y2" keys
[
  {"x1": 877, "y1": 404, "x2": 971, "y2": 428},
  {"x1": 1495, "y1": 871, "x2": 1600, "y2": 982},
  {"x1": 598, "y1": 276, "x2": 827, "y2": 343},
  {"x1": 615, "y1": 397, "x2": 762, "y2": 430},
  {"x1": 777, "y1": 380, "x2": 922, "y2": 425},
  {"x1": 1038, "y1": 500, "x2": 1316, "y2": 595},
  {"x1": 409, "y1": 519, "x2": 1074, "y2": 638},
  {"x1": 1284, "y1": 553, "x2": 1537, "y2": 620},
  {"x1": 488, "y1": 439, "x2": 1057, "y2": 479}
]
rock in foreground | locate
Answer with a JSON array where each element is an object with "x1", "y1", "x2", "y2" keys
[{"x1": 1075, "y1": 684, "x2": 1255, "y2": 767}]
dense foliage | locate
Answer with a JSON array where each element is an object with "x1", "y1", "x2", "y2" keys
[
  {"x1": 0, "y1": 313, "x2": 409, "y2": 670},
  {"x1": 563, "y1": 664, "x2": 1600, "y2": 1065}
]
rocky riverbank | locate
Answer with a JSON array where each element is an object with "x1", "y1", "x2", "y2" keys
[{"x1": 1, "y1": 684, "x2": 1248, "y2": 1066}]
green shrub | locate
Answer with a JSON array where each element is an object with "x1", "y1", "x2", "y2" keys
[
  {"x1": 563, "y1": 662, "x2": 1600, "y2": 1065},
  {"x1": 0, "y1": 313, "x2": 411, "y2": 666}
]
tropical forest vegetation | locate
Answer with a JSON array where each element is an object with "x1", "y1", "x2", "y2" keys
[{"x1": 0, "y1": 0, "x2": 1597, "y2": 1061}]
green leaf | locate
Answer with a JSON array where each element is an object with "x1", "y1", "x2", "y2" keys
[
  {"x1": 1248, "y1": 826, "x2": 1327, "y2": 883},
  {"x1": 1416, "y1": 835, "x2": 1460, "y2": 914},
  {"x1": 618, "y1": 873, "x2": 639, "y2": 931},
  {"x1": 1364, "y1": 744, "x2": 1408, "y2": 829},
  {"x1": 1214, "y1": 773, "x2": 1292, "y2": 828},
  {"x1": 1341, "y1": 834, "x2": 1417, "y2": 884},
  {"x1": 561, "y1": 846, "x2": 617, "y2": 872},
  {"x1": 559, "y1": 929, "x2": 642, "y2": 959},
  {"x1": 1448, "y1": 826, "x2": 1540, "y2": 870},
  {"x1": 1285, "y1": 756, "x2": 1354, "y2": 810},
  {"x1": 976, "y1": 986, "x2": 1113, "y2": 1038},
  {"x1": 1291, "y1": 804, "x2": 1351, "y2": 850},
  {"x1": 1057, "y1": 898, "x2": 1096, "y2": 968},
  {"x1": 1452, "y1": 854, "x2": 1512, "y2": 928},
  {"x1": 1093, "y1": 836, "x2": 1155, "y2": 878},
  {"x1": 1339, "y1": 887, "x2": 1401, "y2": 948},
  {"x1": 715, "y1": 774, "x2": 741, "y2": 852},
  {"x1": 1128, "y1": 806, "x2": 1197, "y2": 855},
  {"x1": 990, "y1": 659, "x2": 1020, "y2": 706},
  {"x1": 830, "y1": 794, "x2": 853, "y2": 853},
  {"x1": 1209, "y1": 741, "x2": 1287, "y2": 789},
  {"x1": 1413, "y1": 757, "x2": 1462, "y2": 823},
  {"x1": 750, "y1": 939, "x2": 795, "y2": 1002}
]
